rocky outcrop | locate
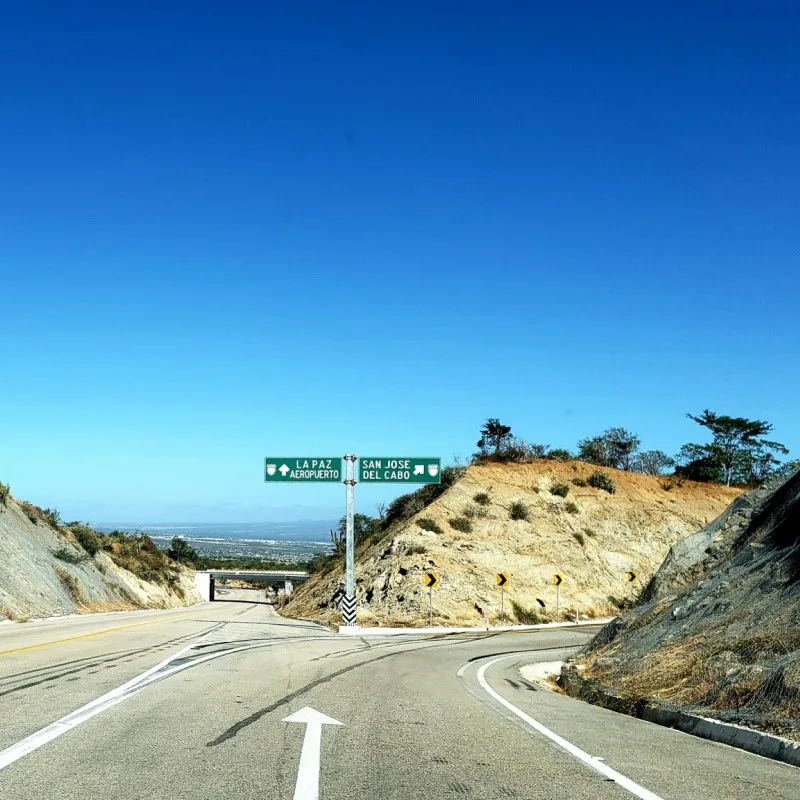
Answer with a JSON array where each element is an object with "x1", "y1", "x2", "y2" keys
[
  {"x1": 567, "y1": 469, "x2": 800, "y2": 741},
  {"x1": 0, "y1": 496, "x2": 200, "y2": 620},
  {"x1": 283, "y1": 461, "x2": 740, "y2": 627}
]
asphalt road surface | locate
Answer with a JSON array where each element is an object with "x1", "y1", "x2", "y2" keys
[{"x1": 0, "y1": 590, "x2": 796, "y2": 799}]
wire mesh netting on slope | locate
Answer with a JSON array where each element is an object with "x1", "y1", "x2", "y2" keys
[
  {"x1": 579, "y1": 469, "x2": 800, "y2": 742},
  {"x1": 586, "y1": 609, "x2": 800, "y2": 741}
]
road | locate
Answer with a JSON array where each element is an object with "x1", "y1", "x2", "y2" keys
[{"x1": 0, "y1": 591, "x2": 796, "y2": 799}]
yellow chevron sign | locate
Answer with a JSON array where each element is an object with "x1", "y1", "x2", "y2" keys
[{"x1": 424, "y1": 571, "x2": 439, "y2": 589}]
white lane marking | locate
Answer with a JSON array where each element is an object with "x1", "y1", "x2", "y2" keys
[
  {"x1": 283, "y1": 707, "x2": 344, "y2": 800},
  {"x1": 0, "y1": 614, "x2": 322, "y2": 772},
  {"x1": 475, "y1": 656, "x2": 664, "y2": 800}
]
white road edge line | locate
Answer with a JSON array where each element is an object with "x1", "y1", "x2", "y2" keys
[{"x1": 475, "y1": 655, "x2": 664, "y2": 800}]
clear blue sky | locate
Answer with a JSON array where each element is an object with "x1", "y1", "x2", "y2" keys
[{"x1": 2, "y1": 1, "x2": 798, "y2": 523}]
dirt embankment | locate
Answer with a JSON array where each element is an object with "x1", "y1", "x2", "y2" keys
[
  {"x1": 283, "y1": 461, "x2": 740, "y2": 627},
  {"x1": 0, "y1": 494, "x2": 200, "y2": 621},
  {"x1": 566, "y1": 469, "x2": 800, "y2": 741}
]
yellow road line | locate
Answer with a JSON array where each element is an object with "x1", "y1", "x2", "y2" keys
[{"x1": 0, "y1": 608, "x2": 225, "y2": 658}]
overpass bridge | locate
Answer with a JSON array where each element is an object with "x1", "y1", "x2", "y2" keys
[{"x1": 193, "y1": 569, "x2": 309, "y2": 602}]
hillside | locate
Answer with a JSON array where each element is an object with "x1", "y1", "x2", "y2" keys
[
  {"x1": 565, "y1": 469, "x2": 800, "y2": 741},
  {"x1": 0, "y1": 491, "x2": 200, "y2": 621},
  {"x1": 282, "y1": 461, "x2": 741, "y2": 626}
]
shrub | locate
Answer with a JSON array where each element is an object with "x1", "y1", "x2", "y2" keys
[
  {"x1": 509, "y1": 502, "x2": 530, "y2": 521},
  {"x1": 42, "y1": 508, "x2": 63, "y2": 528},
  {"x1": 571, "y1": 477, "x2": 587, "y2": 487},
  {"x1": 583, "y1": 527, "x2": 596, "y2": 537},
  {"x1": 473, "y1": 492, "x2": 491, "y2": 506},
  {"x1": 511, "y1": 600, "x2": 542, "y2": 624},
  {"x1": 0, "y1": 482, "x2": 10, "y2": 506},
  {"x1": 660, "y1": 478, "x2": 676, "y2": 491},
  {"x1": 564, "y1": 501, "x2": 579, "y2": 515},
  {"x1": 69, "y1": 524, "x2": 104, "y2": 556},
  {"x1": 55, "y1": 567, "x2": 83, "y2": 602},
  {"x1": 307, "y1": 552, "x2": 336, "y2": 574},
  {"x1": 449, "y1": 516, "x2": 473, "y2": 533},
  {"x1": 20, "y1": 501, "x2": 43, "y2": 524},
  {"x1": 572, "y1": 531, "x2": 586, "y2": 546},
  {"x1": 587, "y1": 471, "x2": 616, "y2": 494},
  {"x1": 417, "y1": 518, "x2": 443, "y2": 535},
  {"x1": 550, "y1": 482, "x2": 570, "y2": 497},
  {"x1": 547, "y1": 448, "x2": 573, "y2": 462},
  {"x1": 463, "y1": 504, "x2": 488, "y2": 519},
  {"x1": 407, "y1": 544, "x2": 427, "y2": 555},
  {"x1": 53, "y1": 546, "x2": 87, "y2": 564},
  {"x1": 382, "y1": 466, "x2": 466, "y2": 529}
]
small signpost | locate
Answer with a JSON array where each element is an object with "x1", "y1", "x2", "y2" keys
[
  {"x1": 627, "y1": 570, "x2": 637, "y2": 583},
  {"x1": 424, "y1": 571, "x2": 439, "y2": 626},
  {"x1": 553, "y1": 573, "x2": 563, "y2": 619},
  {"x1": 496, "y1": 573, "x2": 508, "y2": 619},
  {"x1": 265, "y1": 454, "x2": 441, "y2": 627}
]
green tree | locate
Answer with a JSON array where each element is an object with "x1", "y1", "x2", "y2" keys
[
  {"x1": 636, "y1": 450, "x2": 675, "y2": 476},
  {"x1": 683, "y1": 410, "x2": 789, "y2": 486},
  {"x1": 577, "y1": 428, "x2": 640, "y2": 470},
  {"x1": 547, "y1": 448, "x2": 573, "y2": 462},
  {"x1": 476, "y1": 418, "x2": 513, "y2": 458},
  {"x1": 337, "y1": 513, "x2": 379, "y2": 546},
  {"x1": 167, "y1": 536, "x2": 199, "y2": 565}
]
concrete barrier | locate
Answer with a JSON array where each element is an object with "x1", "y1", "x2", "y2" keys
[
  {"x1": 560, "y1": 665, "x2": 800, "y2": 769},
  {"x1": 338, "y1": 619, "x2": 613, "y2": 636},
  {"x1": 194, "y1": 572, "x2": 211, "y2": 602}
]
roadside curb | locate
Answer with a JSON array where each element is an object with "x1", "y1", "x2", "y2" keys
[
  {"x1": 338, "y1": 619, "x2": 612, "y2": 636},
  {"x1": 560, "y1": 665, "x2": 800, "y2": 769}
]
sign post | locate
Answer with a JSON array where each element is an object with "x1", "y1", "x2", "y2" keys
[
  {"x1": 496, "y1": 573, "x2": 508, "y2": 619},
  {"x1": 627, "y1": 570, "x2": 637, "y2": 583},
  {"x1": 266, "y1": 454, "x2": 440, "y2": 628},
  {"x1": 424, "y1": 571, "x2": 438, "y2": 625},
  {"x1": 553, "y1": 573, "x2": 563, "y2": 619},
  {"x1": 342, "y1": 455, "x2": 357, "y2": 626}
]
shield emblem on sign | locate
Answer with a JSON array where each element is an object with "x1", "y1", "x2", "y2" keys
[
  {"x1": 266, "y1": 463, "x2": 277, "y2": 476},
  {"x1": 427, "y1": 464, "x2": 439, "y2": 477}
]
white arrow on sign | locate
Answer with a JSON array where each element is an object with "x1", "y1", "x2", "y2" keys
[
  {"x1": 413, "y1": 464, "x2": 425, "y2": 475},
  {"x1": 279, "y1": 464, "x2": 291, "y2": 476},
  {"x1": 283, "y1": 706, "x2": 344, "y2": 800}
]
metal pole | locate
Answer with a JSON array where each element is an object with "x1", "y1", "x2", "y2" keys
[
  {"x1": 428, "y1": 587, "x2": 433, "y2": 627},
  {"x1": 342, "y1": 454, "x2": 357, "y2": 626},
  {"x1": 556, "y1": 584, "x2": 560, "y2": 620},
  {"x1": 500, "y1": 586, "x2": 504, "y2": 620}
]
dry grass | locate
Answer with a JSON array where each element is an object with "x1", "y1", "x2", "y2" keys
[
  {"x1": 0, "y1": 605, "x2": 30, "y2": 622},
  {"x1": 54, "y1": 567, "x2": 83, "y2": 603}
]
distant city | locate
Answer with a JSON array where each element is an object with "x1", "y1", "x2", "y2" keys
[{"x1": 94, "y1": 521, "x2": 336, "y2": 563}]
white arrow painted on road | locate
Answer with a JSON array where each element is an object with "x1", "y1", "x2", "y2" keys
[{"x1": 283, "y1": 706, "x2": 344, "y2": 800}]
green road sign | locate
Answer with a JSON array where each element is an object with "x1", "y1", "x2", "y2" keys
[
  {"x1": 358, "y1": 457, "x2": 441, "y2": 483},
  {"x1": 264, "y1": 457, "x2": 342, "y2": 482}
]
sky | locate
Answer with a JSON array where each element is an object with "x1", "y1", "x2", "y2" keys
[{"x1": 1, "y1": 1, "x2": 798, "y2": 524}]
